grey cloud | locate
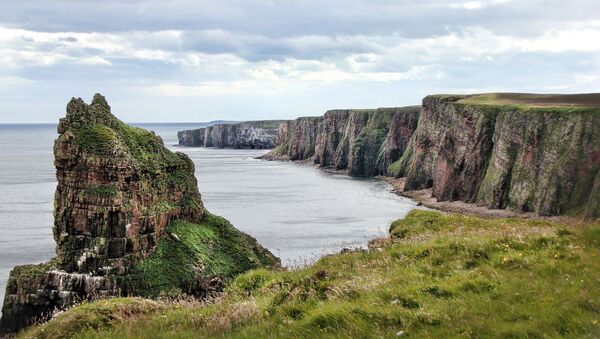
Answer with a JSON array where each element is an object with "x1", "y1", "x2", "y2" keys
[
  {"x1": 2, "y1": 0, "x2": 600, "y2": 39},
  {"x1": 58, "y1": 36, "x2": 78, "y2": 43},
  {"x1": 1, "y1": 0, "x2": 599, "y2": 123},
  {"x1": 179, "y1": 31, "x2": 379, "y2": 61}
]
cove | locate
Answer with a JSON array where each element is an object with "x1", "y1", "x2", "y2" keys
[
  {"x1": 178, "y1": 146, "x2": 417, "y2": 266},
  {"x1": 0, "y1": 123, "x2": 416, "y2": 309}
]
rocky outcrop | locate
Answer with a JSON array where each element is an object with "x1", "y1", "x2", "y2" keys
[
  {"x1": 1, "y1": 94, "x2": 279, "y2": 335},
  {"x1": 261, "y1": 107, "x2": 420, "y2": 177},
  {"x1": 52, "y1": 94, "x2": 205, "y2": 275},
  {"x1": 178, "y1": 120, "x2": 285, "y2": 149},
  {"x1": 377, "y1": 107, "x2": 422, "y2": 174},
  {"x1": 390, "y1": 94, "x2": 600, "y2": 219}
]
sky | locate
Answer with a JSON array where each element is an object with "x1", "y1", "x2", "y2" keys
[{"x1": 1, "y1": 0, "x2": 599, "y2": 123}]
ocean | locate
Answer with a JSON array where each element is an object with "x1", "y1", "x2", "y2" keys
[{"x1": 0, "y1": 123, "x2": 417, "y2": 307}]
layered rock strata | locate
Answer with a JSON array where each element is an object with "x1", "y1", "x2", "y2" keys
[
  {"x1": 390, "y1": 94, "x2": 600, "y2": 219},
  {"x1": 261, "y1": 107, "x2": 420, "y2": 177},
  {"x1": 0, "y1": 94, "x2": 279, "y2": 334},
  {"x1": 178, "y1": 120, "x2": 285, "y2": 148}
]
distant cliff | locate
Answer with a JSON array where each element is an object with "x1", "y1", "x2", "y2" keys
[
  {"x1": 261, "y1": 107, "x2": 421, "y2": 177},
  {"x1": 178, "y1": 120, "x2": 285, "y2": 148},
  {"x1": 389, "y1": 93, "x2": 600, "y2": 219},
  {"x1": 262, "y1": 93, "x2": 600, "y2": 219},
  {"x1": 0, "y1": 95, "x2": 279, "y2": 335}
]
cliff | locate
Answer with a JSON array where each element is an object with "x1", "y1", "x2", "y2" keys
[
  {"x1": 390, "y1": 93, "x2": 600, "y2": 219},
  {"x1": 266, "y1": 116, "x2": 324, "y2": 160},
  {"x1": 261, "y1": 107, "x2": 420, "y2": 176},
  {"x1": 178, "y1": 120, "x2": 285, "y2": 148},
  {"x1": 0, "y1": 94, "x2": 279, "y2": 335}
]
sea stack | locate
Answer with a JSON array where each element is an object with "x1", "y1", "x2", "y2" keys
[{"x1": 0, "y1": 94, "x2": 279, "y2": 334}]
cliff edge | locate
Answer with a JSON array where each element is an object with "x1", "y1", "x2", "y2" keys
[
  {"x1": 0, "y1": 94, "x2": 279, "y2": 335},
  {"x1": 390, "y1": 93, "x2": 600, "y2": 219}
]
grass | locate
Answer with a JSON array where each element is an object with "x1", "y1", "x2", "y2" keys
[
  {"x1": 85, "y1": 186, "x2": 118, "y2": 197},
  {"x1": 8, "y1": 260, "x2": 57, "y2": 285},
  {"x1": 22, "y1": 210, "x2": 600, "y2": 338},
  {"x1": 455, "y1": 93, "x2": 600, "y2": 109},
  {"x1": 73, "y1": 124, "x2": 120, "y2": 156},
  {"x1": 72, "y1": 117, "x2": 187, "y2": 172},
  {"x1": 128, "y1": 212, "x2": 280, "y2": 297}
]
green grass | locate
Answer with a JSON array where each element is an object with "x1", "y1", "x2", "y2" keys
[
  {"x1": 426, "y1": 93, "x2": 600, "y2": 116},
  {"x1": 128, "y1": 212, "x2": 280, "y2": 297},
  {"x1": 8, "y1": 259, "x2": 57, "y2": 284},
  {"x1": 73, "y1": 124, "x2": 120, "y2": 156},
  {"x1": 20, "y1": 298, "x2": 165, "y2": 339},
  {"x1": 456, "y1": 93, "x2": 600, "y2": 109},
  {"x1": 72, "y1": 117, "x2": 187, "y2": 172},
  {"x1": 22, "y1": 210, "x2": 600, "y2": 338},
  {"x1": 85, "y1": 186, "x2": 118, "y2": 197}
]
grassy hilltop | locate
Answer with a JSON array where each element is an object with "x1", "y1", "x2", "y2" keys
[
  {"x1": 455, "y1": 93, "x2": 600, "y2": 108},
  {"x1": 21, "y1": 210, "x2": 600, "y2": 338}
]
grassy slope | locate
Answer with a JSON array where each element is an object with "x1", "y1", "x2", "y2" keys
[
  {"x1": 128, "y1": 212, "x2": 280, "y2": 297},
  {"x1": 22, "y1": 210, "x2": 600, "y2": 338}
]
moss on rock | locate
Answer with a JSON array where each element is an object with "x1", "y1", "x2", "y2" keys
[{"x1": 129, "y1": 212, "x2": 280, "y2": 297}]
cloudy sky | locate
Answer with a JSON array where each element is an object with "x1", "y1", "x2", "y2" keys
[{"x1": 1, "y1": 0, "x2": 599, "y2": 122}]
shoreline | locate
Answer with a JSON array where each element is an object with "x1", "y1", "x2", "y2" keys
[
  {"x1": 258, "y1": 153, "x2": 585, "y2": 223},
  {"x1": 229, "y1": 148, "x2": 580, "y2": 223},
  {"x1": 379, "y1": 176, "x2": 583, "y2": 223},
  {"x1": 258, "y1": 152, "x2": 584, "y2": 223}
]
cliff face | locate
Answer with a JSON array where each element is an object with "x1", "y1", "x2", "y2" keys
[
  {"x1": 53, "y1": 95, "x2": 204, "y2": 275},
  {"x1": 266, "y1": 117, "x2": 323, "y2": 160},
  {"x1": 261, "y1": 107, "x2": 420, "y2": 177},
  {"x1": 1, "y1": 94, "x2": 279, "y2": 334},
  {"x1": 178, "y1": 120, "x2": 284, "y2": 149},
  {"x1": 391, "y1": 94, "x2": 600, "y2": 218}
]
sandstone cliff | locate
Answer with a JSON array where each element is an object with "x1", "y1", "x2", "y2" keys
[
  {"x1": 266, "y1": 116, "x2": 324, "y2": 160},
  {"x1": 0, "y1": 94, "x2": 279, "y2": 334},
  {"x1": 178, "y1": 120, "x2": 285, "y2": 148},
  {"x1": 390, "y1": 93, "x2": 600, "y2": 219},
  {"x1": 261, "y1": 107, "x2": 420, "y2": 177}
]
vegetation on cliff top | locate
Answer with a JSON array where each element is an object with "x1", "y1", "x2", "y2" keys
[
  {"x1": 447, "y1": 93, "x2": 600, "y2": 109},
  {"x1": 22, "y1": 210, "x2": 600, "y2": 338},
  {"x1": 73, "y1": 120, "x2": 186, "y2": 170}
]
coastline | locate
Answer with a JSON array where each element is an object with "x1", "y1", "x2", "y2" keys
[
  {"x1": 258, "y1": 154, "x2": 586, "y2": 223},
  {"x1": 380, "y1": 176, "x2": 583, "y2": 224}
]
